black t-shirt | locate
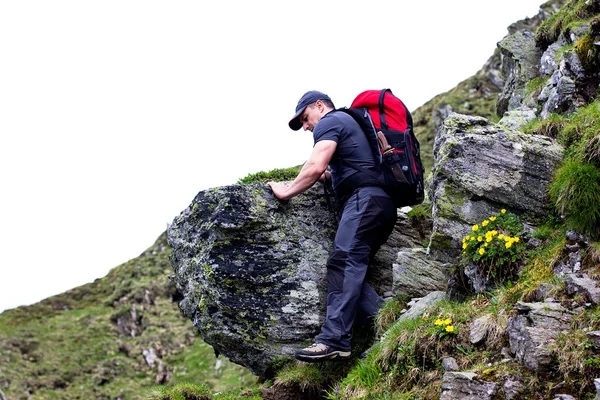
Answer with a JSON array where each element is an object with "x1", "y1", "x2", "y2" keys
[{"x1": 313, "y1": 110, "x2": 379, "y2": 200}]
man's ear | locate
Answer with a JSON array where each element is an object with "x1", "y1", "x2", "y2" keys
[{"x1": 315, "y1": 100, "x2": 324, "y2": 113}]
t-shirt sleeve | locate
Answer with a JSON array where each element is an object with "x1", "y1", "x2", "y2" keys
[{"x1": 313, "y1": 115, "x2": 341, "y2": 145}]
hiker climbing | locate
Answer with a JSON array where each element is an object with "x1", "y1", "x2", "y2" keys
[{"x1": 268, "y1": 90, "x2": 407, "y2": 362}]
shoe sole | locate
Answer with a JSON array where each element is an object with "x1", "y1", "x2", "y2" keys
[{"x1": 295, "y1": 351, "x2": 351, "y2": 363}]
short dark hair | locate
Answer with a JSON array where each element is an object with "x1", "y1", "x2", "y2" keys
[
  {"x1": 309, "y1": 99, "x2": 335, "y2": 109},
  {"x1": 322, "y1": 99, "x2": 335, "y2": 109}
]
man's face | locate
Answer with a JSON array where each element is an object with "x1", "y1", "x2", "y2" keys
[{"x1": 300, "y1": 102, "x2": 322, "y2": 132}]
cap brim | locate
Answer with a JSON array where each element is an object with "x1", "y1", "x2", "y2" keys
[{"x1": 288, "y1": 106, "x2": 306, "y2": 131}]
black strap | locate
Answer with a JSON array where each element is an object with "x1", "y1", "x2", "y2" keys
[
  {"x1": 379, "y1": 88, "x2": 414, "y2": 130},
  {"x1": 322, "y1": 180, "x2": 338, "y2": 221},
  {"x1": 378, "y1": 89, "x2": 390, "y2": 130}
]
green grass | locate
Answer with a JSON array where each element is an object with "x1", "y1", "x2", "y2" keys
[
  {"x1": 146, "y1": 382, "x2": 212, "y2": 400},
  {"x1": 237, "y1": 166, "x2": 301, "y2": 184},
  {"x1": 536, "y1": 0, "x2": 600, "y2": 48},
  {"x1": 0, "y1": 233, "x2": 254, "y2": 400},
  {"x1": 523, "y1": 101, "x2": 600, "y2": 239},
  {"x1": 549, "y1": 160, "x2": 600, "y2": 238}
]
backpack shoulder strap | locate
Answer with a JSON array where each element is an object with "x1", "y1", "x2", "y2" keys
[
  {"x1": 379, "y1": 88, "x2": 414, "y2": 130},
  {"x1": 335, "y1": 107, "x2": 382, "y2": 164}
]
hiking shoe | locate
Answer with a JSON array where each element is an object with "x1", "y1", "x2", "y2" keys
[{"x1": 294, "y1": 343, "x2": 351, "y2": 362}]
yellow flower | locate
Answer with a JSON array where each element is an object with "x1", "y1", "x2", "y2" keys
[
  {"x1": 472, "y1": 224, "x2": 479, "y2": 232},
  {"x1": 492, "y1": 230, "x2": 498, "y2": 236},
  {"x1": 486, "y1": 235, "x2": 492, "y2": 242},
  {"x1": 514, "y1": 237, "x2": 520, "y2": 243},
  {"x1": 484, "y1": 243, "x2": 489, "y2": 247},
  {"x1": 477, "y1": 236, "x2": 483, "y2": 242},
  {"x1": 462, "y1": 243, "x2": 467, "y2": 249},
  {"x1": 505, "y1": 242, "x2": 513, "y2": 248},
  {"x1": 504, "y1": 236, "x2": 511, "y2": 242},
  {"x1": 470, "y1": 237, "x2": 476, "y2": 241},
  {"x1": 482, "y1": 220, "x2": 489, "y2": 227},
  {"x1": 445, "y1": 325, "x2": 455, "y2": 333},
  {"x1": 501, "y1": 209, "x2": 506, "y2": 214},
  {"x1": 444, "y1": 318, "x2": 452, "y2": 325},
  {"x1": 490, "y1": 216, "x2": 496, "y2": 222},
  {"x1": 466, "y1": 235, "x2": 471, "y2": 241},
  {"x1": 434, "y1": 319, "x2": 443, "y2": 326},
  {"x1": 479, "y1": 248, "x2": 485, "y2": 255},
  {"x1": 498, "y1": 234, "x2": 504, "y2": 240}
]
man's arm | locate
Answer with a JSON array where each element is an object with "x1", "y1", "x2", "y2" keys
[{"x1": 268, "y1": 140, "x2": 336, "y2": 200}]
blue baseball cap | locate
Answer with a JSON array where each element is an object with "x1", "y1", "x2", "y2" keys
[{"x1": 288, "y1": 90, "x2": 332, "y2": 131}]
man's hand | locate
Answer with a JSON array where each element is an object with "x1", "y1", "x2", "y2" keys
[
  {"x1": 268, "y1": 181, "x2": 291, "y2": 200},
  {"x1": 319, "y1": 170, "x2": 332, "y2": 182},
  {"x1": 268, "y1": 140, "x2": 336, "y2": 201}
]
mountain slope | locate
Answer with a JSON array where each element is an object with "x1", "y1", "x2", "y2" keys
[{"x1": 0, "y1": 233, "x2": 254, "y2": 400}]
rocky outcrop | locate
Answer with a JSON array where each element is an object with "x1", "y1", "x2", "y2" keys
[
  {"x1": 565, "y1": 273, "x2": 600, "y2": 305},
  {"x1": 168, "y1": 183, "x2": 428, "y2": 377},
  {"x1": 506, "y1": 301, "x2": 574, "y2": 372},
  {"x1": 497, "y1": 31, "x2": 542, "y2": 115},
  {"x1": 428, "y1": 113, "x2": 563, "y2": 263},
  {"x1": 440, "y1": 372, "x2": 498, "y2": 400},
  {"x1": 168, "y1": 184, "x2": 337, "y2": 376},
  {"x1": 392, "y1": 248, "x2": 449, "y2": 297},
  {"x1": 397, "y1": 291, "x2": 446, "y2": 322}
]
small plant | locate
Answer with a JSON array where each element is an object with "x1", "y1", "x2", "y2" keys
[
  {"x1": 332, "y1": 385, "x2": 341, "y2": 397},
  {"x1": 433, "y1": 318, "x2": 457, "y2": 339},
  {"x1": 461, "y1": 210, "x2": 526, "y2": 285}
]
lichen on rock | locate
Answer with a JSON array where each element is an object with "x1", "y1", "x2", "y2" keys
[{"x1": 428, "y1": 113, "x2": 563, "y2": 263}]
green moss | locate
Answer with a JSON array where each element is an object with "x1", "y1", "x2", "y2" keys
[
  {"x1": 407, "y1": 202, "x2": 433, "y2": 222},
  {"x1": 434, "y1": 184, "x2": 467, "y2": 220},
  {"x1": 203, "y1": 263, "x2": 214, "y2": 279},
  {"x1": 576, "y1": 35, "x2": 599, "y2": 71},
  {"x1": 430, "y1": 231, "x2": 454, "y2": 249}
]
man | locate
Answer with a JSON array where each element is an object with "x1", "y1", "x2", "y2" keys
[{"x1": 268, "y1": 90, "x2": 397, "y2": 362}]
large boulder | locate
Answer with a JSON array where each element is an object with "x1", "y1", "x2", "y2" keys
[
  {"x1": 168, "y1": 184, "x2": 335, "y2": 376},
  {"x1": 427, "y1": 113, "x2": 563, "y2": 263},
  {"x1": 167, "y1": 183, "x2": 427, "y2": 377}
]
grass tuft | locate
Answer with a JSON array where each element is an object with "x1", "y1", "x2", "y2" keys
[
  {"x1": 549, "y1": 160, "x2": 600, "y2": 238},
  {"x1": 237, "y1": 167, "x2": 301, "y2": 184},
  {"x1": 145, "y1": 382, "x2": 212, "y2": 400}
]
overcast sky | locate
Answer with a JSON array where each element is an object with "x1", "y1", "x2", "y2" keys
[{"x1": 0, "y1": 0, "x2": 546, "y2": 313}]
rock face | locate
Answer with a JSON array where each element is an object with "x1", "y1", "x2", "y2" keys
[
  {"x1": 440, "y1": 372, "x2": 498, "y2": 400},
  {"x1": 168, "y1": 184, "x2": 337, "y2": 376},
  {"x1": 397, "y1": 291, "x2": 446, "y2": 322},
  {"x1": 428, "y1": 113, "x2": 563, "y2": 262},
  {"x1": 506, "y1": 301, "x2": 573, "y2": 372},
  {"x1": 497, "y1": 31, "x2": 541, "y2": 115},
  {"x1": 392, "y1": 248, "x2": 449, "y2": 297},
  {"x1": 167, "y1": 183, "x2": 428, "y2": 377}
]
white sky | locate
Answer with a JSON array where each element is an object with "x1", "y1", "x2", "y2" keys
[{"x1": 0, "y1": 1, "x2": 545, "y2": 313}]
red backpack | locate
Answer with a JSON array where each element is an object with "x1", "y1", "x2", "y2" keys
[{"x1": 339, "y1": 88, "x2": 425, "y2": 207}]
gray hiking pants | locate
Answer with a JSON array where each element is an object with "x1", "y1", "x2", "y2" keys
[{"x1": 316, "y1": 186, "x2": 397, "y2": 351}]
